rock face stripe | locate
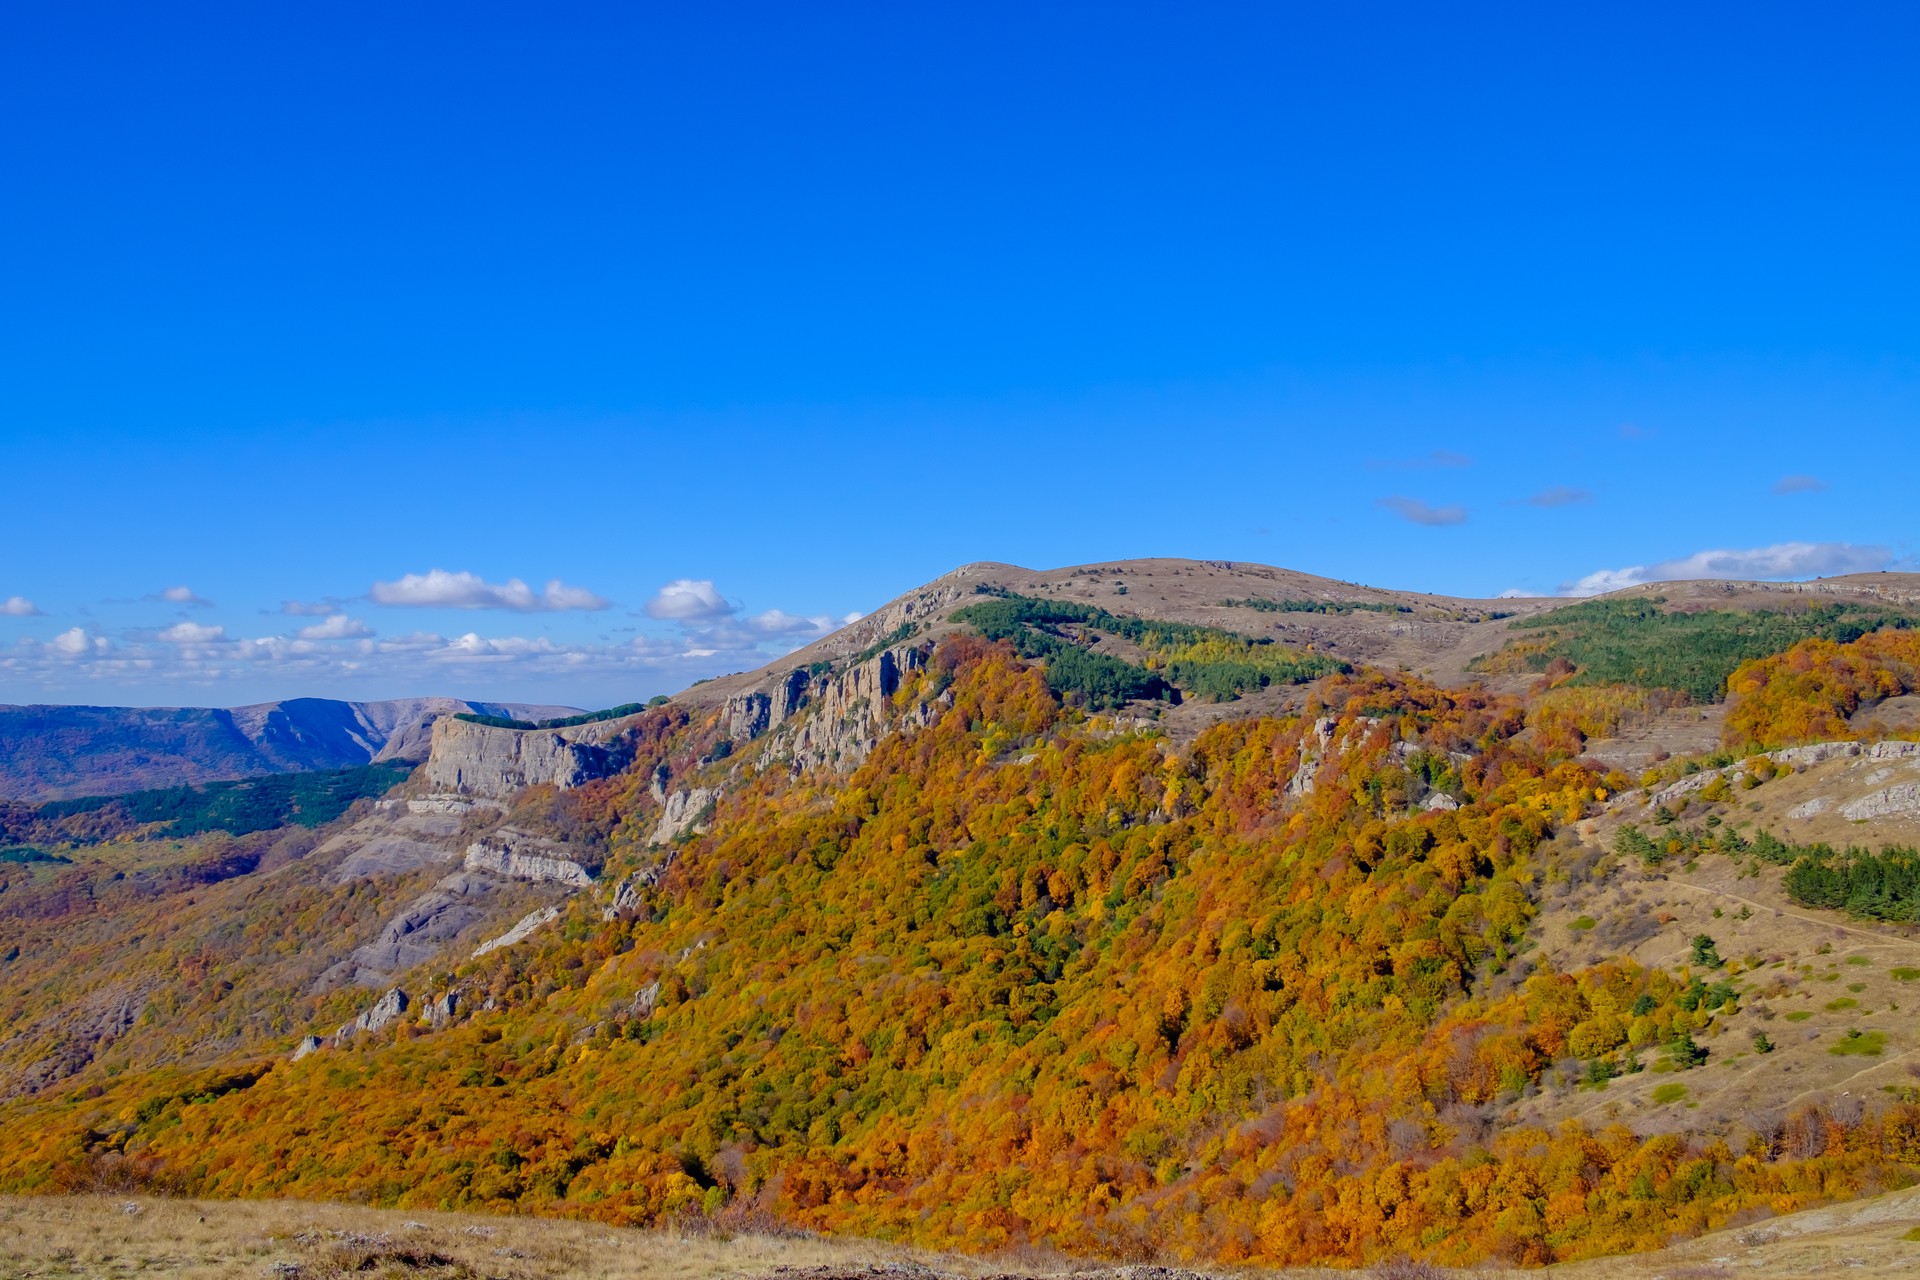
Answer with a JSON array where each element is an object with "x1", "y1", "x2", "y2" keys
[
  {"x1": 462, "y1": 840, "x2": 594, "y2": 887},
  {"x1": 472, "y1": 907, "x2": 562, "y2": 958}
]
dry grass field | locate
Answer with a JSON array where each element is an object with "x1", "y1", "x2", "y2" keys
[
  {"x1": 6, "y1": 1188, "x2": 1920, "y2": 1280},
  {"x1": 0, "y1": 1194, "x2": 971, "y2": 1280}
]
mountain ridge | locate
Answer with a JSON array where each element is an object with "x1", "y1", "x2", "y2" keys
[
  {"x1": 0, "y1": 696, "x2": 581, "y2": 801},
  {"x1": 683, "y1": 559, "x2": 1920, "y2": 706}
]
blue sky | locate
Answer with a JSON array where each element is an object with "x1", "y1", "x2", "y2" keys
[{"x1": 3, "y1": 3, "x2": 1916, "y2": 707}]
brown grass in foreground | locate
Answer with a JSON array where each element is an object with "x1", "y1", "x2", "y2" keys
[
  {"x1": 0, "y1": 1195, "x2": 985, "y2": 1280},
  {"x1": 7, "y1": 1188, "x2": 1920, "y2": 1280}
]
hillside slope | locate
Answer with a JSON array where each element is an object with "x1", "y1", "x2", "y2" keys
[{"x1": 5, "y1": 560, "x2": 1920, "y2": 1269}]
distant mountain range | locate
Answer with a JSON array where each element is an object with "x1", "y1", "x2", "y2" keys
[{"x1": 0, "y1": 697, "x2": 581, "y2": 801}]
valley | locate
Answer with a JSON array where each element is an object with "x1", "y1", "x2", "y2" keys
[{"x1": 0, "y1": 699, "x2": 583, "y2": 803}]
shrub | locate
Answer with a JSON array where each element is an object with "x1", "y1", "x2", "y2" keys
[{"x1": 1830, "y1": 1029, "x2": 1886, "y2": 1056}]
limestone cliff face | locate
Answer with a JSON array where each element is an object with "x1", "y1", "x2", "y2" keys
[
  {"x1": 463, "y1": 827, "x2": 596, "y2": 887},
  {"x1": 647, "y1": 787, "x2": 715, "y2": 847},
  {"x1": 421, "y1": 715, "x2": 634, "y2": 798},
  {"x1": 718, "y1": 643, "x2": 932, "y2": 774}
]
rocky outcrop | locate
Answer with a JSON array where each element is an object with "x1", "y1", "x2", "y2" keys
[
  {"x1": 648, "y1": 788, "x2": 714, "y2": 846},
  {"x1": 472, "y1": 906, "x2": 561, "y2": 958},
  {"x1": 1285, "y1": 717, "x2": 1336, "y2": 799},
  {"x1": 419, "y1": 991, "x2": 461, "y2": 1027},
  {"x1": 406, "y1": 794, "x2": 504, "y2": 816},
  {"x1": 1771, "y1": 740, "x2": 1920, "y2": 768},
  {"x1": 714, "y1": 644, "x2": 931, "y2": 774},
  {"x1": 726, "y1": 666, "x2": 820, "y2": 741},
  {"x1": 463, "y1": 828, "x2": 595, "y2": 888},
  {"x1": 786, "y1": 646, "x2": 928, "y2": 770},
  {"x1": 1646, "y1": 740, "x2": 1920, "y2": 811},
  {"x1": 421, "y1": 715, "x2": 634, "y2": 799},
  {"x1": 602, "y1": 852, "x2": 676, "y2": 919},
  {"x1": 337, "y1": 987, "x2": 408, "y2": 1040},
  {"x1": 603, "y1": 876, "x2": 644, "y2": 920},
  {"x1": 323, "y1": 871, "x2": 501, "y2": 987},
  {"x1": 627, "y1": 979, "x2": 661, "y2": 1019},
  {"x1": 319, "y1": 807, "x2": 472, "y2": 883},
  {"x1": 312, "y1": 815, "x2": 597, "y2": 989},
  {"x1": 302, "y1": 986, "x2": 460, "y2": 1060},
  {"x1": 1841, "y1": 783, "x2": 1920, "y2": 821},
  {"x1": 329, "y1": 835, "x2": 457, "y2": 882},
  {"x1": 1772, "y1": 742, "x2": 1868, "y2": 769}
]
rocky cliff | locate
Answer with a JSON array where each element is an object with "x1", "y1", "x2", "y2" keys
[
  {"x1": 463, "y1": 827, "x2": 596, "y2": 886},
  {"x1": 421, "y1": 714, "x2": 636, "y2": 798},
  {"x1": 717, "y1": 642, "x2": 934, "y2": 774}
]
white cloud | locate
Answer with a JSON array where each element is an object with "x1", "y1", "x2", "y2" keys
[
  {"x1": 297, "y1": 614, "x2": 373, "y2": 641},
  {"x1": 540, "y1": 581, "x2": 609, "y2": 611},
  {"x1": 1561, "y1": 541, "x2": 1894, "y2": 597},
  {"x1": 370, "y1": 569, "x2": 609, "y2": 612},
  {"x1": 50, "y1": 627, "x2": 104, "y2": 656},
  {"x1": 1, "y1": 579, "x2": 860, "y2": 703},
  {"x1": 1773, "y1": 474, "x2": 1828, "y2": 495},
  {"x1": 158, "y1": 621, "x2": 226, "y2": 644},
  {"x1": 746, "y1": 608, "x2": 836, "y2": 636},
  {"x1": 441, "y1": 633, "x2": 566, "y2": 660},
  {"x1": 1377, "y1": 495, "x2": 1468, "y2": 526},
  {"x1": 151, "y1": 585, "x2": 214, "y2": 607},
  {"x1": 645, "y1": 579, "x2": 733, "y2": 621},
  {"x1": 2, "y1": 596, "x2": 41, "y2": 617}
]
